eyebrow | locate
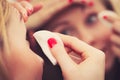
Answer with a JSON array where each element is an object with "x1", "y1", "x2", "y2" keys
[{"x1": 51, "y1": 21, "x2": 70, "y2": 29}]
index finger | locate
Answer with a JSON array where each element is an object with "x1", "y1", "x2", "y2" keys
[
  {"x1": 56, "y1": 33, "x2": 104, "y2": 59},
  {"x1": 104, "y1": 12, "x2": 119, "y2": 23}
]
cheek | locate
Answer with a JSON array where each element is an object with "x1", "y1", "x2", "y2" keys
[{"x1": 92, "y1": 25, "x2": 112, "y2": 40}]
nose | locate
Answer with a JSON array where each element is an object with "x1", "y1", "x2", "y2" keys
[{"x1": 77, "y1": 29, "x2": 95, "y2": 45}]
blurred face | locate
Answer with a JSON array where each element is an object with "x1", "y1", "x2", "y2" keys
[
  {"x1": 5, "y1": 5, "x2": 43, "y2": 80},
  {"x1": 43, "y1": 1, "x2": 114, "y2": 71}
]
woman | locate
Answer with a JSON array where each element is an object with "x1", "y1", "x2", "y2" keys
[
  {"x1": 26, "y1": 0, "x2": 120, "y2": 80},
  {"x1": 0, "y1": 0, "x2": 105, "y2": 80}
]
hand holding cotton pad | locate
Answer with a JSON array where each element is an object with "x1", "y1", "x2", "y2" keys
[
  {"x1": 33, "y1": 30, "x2": 64, "y2": 65},
  {"x1": 98, "y1": 10, "x2": 118, "y2": 27}
]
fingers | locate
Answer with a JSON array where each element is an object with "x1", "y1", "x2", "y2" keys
[
  {"x1": 102, "y1": 11, "x2": 120, "y2": 34},
  {"x1": 20, "y1": 1, "x2": 33, "y2": 16},
  {"x1": 11, "y1": 1, "x2": 33, "y2": 22},
  {"x1": 57, "y1": 33, "x2": 105, "y2": 69},
  {"x1": 47, "y1": 33, "x2": 105, "y2": 79},
  {"x1": 110, "y1": 34, "x2": 120, "y2": 57},
  {"x1": 56, "y1": 33, "x2": 104, "y2": 58},
  {"x1": 11, "y1": 2, "x2": 28, "y2": 22},
  {"x1": 111, "y1": 34, "x2": 120, "y2": 46},
  {"x1": 104, "y1": 14, "x2": 119, "y2": 23},
  {"x1": 112, "y1": 21, "x2": 120, "y2": 35},
  {"x1": 11, "y1": 0, "x2": 43, "y2": 22},
  {"x1": 104, "y1": 13, "x2": 120, "y2": 58},
  {"x1": 47, "y1": 38, "x2": 77, "y2": 71},
  {"x1": 111, "y1": 45, "x2": 120, "y2": 58},
  {"x1": 17, "y1": 0, "x2": 42, "y2": 14},
  {"x1": 32, "y1": 3, "x2": 43, "y2": 13}
]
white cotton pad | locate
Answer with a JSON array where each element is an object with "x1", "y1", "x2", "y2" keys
[
  {"x1": 33, "y1": 30, "x2": 64, "y2": 65},
  {"x1": 98, "y1": 10, "x2": 117, "y2": 27}
]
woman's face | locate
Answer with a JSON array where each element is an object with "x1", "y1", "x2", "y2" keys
[
  {"x1": 44, "y1": 1, "x2": 114, "y2": 71},
  {"x1": 5, "y1": 5, "x2": 43, "y2": 80}
]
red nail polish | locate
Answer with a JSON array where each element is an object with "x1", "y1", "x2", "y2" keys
[
  {"x1": 27, "y1": 9, "x2": 33, "y2": 16},
  {"x1": 33, "y1": 4, "x2": 43, "y2": 13},
  {"x1": 103, "y1": 15, "x2": 108, "y2": 19},
  {"x1": 88, "y1": 1, "x2": 94, "y2": 7},
  {"x1": 68, "y1": 0, "x2": 73, "y2": 3},
  {"x1": 23, "y1": 13, "x2": 28, "y2": 22},
  {"x1": 47, "y1": 38, "x2": 57, "y2": 48}
]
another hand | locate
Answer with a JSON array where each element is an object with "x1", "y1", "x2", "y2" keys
[
  {"x1": 105, "y1": 15, "x2": 120, "y2": 58},
  {"x1": 5, "y1": 1, "x2": 43, "y2": 80},
  {"x1": 49, "y1": 33, "x2": 105, "y2": 80},
  {"x1": 9, "y1": 0, "x2": 42, "y2": 22}
]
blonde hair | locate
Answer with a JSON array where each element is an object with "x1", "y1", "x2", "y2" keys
[{"x1": 0, "y1": 0, "x2": 10, "y2": 79}]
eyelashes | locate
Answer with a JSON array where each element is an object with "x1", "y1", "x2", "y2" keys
[{"x1": 85, "y1": 12, "x2": 98, "y2": 26}]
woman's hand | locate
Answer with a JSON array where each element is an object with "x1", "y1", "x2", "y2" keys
[
  {"x1": 6, "y1": 1, "x2": 44, "y2": 80},
  {"x1": 105, "y1": 15, "x2": 120, "y2": 58},
  {"x1": 48, "y1": 33, "x2": 105, "y2": 80},
  {"x1": 9, "y1": 0, "x2": 42, "y2": 22}
]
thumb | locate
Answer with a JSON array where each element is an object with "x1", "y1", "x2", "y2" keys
[{"x1": 47, "y1": 38, "x2": 77, "y2": 71}]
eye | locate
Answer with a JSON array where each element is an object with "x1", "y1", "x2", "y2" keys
[
  {"x1": 61, "y1": 29, "x2": 70, "y2": 35},
  {"x1": 60, "y1": 27, "x2": 75, "y2": 35},
  {"x1": 85, "y1": 13, "x2": 98, "y2": 26}
]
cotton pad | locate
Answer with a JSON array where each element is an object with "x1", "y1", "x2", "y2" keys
[
  {"x1": 98, "y1": 10, "x2": 117, "y2": 27},
  {"x1": 33, "y1": 30, "x2": 64, "y2": 65}
]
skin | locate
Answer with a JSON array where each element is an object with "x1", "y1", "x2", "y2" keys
[
  {"x1": 3, "y1": 1, "x2": 105, "y2": 80},
  {"x1": 4, "y1": 1, "x2": 43, "y2": 80},
  {"x1": 41, "y1": 0, "x2": 119, "y2": 72},
  {"x1": 49, "y1": 33, "x2": 105, "y2": 80}
]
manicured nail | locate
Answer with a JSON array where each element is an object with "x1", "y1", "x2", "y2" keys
[
  {"x1": 27, "y1": 8, "x2": 33, "y2": 16},
  {"x1": 33, "y1": 4, "x2": 43, "y2": 13},
  {"x1": 23, "y1": 13, "x2": 28, "y2": 22},
  {"x1": 68, "y1": 0, "x2": 73, "y2": 3},
  {"x1": 88, "y1": 1, "x2": 94, "y2": 7},
  {"x1": 48, "y1": 38, "x2": 57, "y2": 48},
  {"x1": 103, "y1": 15, "x2": 108, "y2": 19}
]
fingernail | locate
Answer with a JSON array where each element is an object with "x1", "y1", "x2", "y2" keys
[
  {"x1": 103, "y1": 15, "x2": 108, "y2": 19},
  {"x1": 48, "y1": 38, "x2": 57, "y2": 48},
  {"x1": 27, "y1": 8, "x2": 33, "y2": 16},
  {"x1": 88, "y1": 1, "x2": 94, "y2": 7},
  {"x1": 23, "y1": 13, "x2": 28, "y2": 22},
  {"x1": 33, "y1": 4, "x2": 43, "y2": 13},
  {"x1": 68, "y1": 0, "x2": 73, "y2": 3}
]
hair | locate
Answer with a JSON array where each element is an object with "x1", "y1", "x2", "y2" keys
[
  {"x1": 101, "y1": 0, "x2": 120, "y2": 15},
  {"x1": 101, "y1": 0, "x2": 114, "y2": 10},
  {"x1": 0, "y1": 0, "x2": 10, "y2": 79}
]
